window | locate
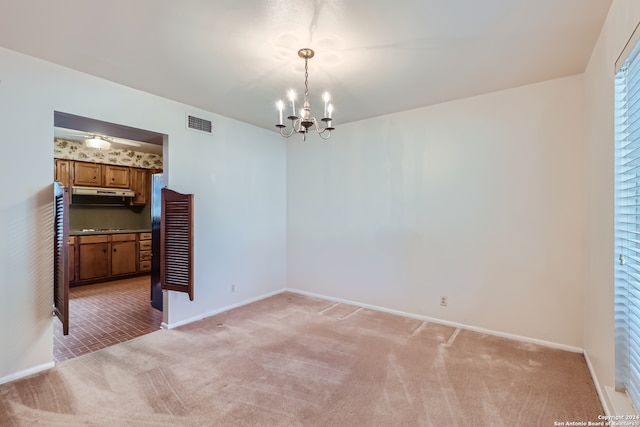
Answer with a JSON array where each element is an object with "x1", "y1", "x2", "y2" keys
[{"x1": 615, "y1": 28, "x2": 640, "y2": 410}]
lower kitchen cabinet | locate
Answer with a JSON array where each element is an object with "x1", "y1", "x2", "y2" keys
[
  {"x1": 138, "y1": 233, "x2": 152, "y2": 272},
  {"x1": 111, "y1": 234, "x2": 137, "y2": 276},
  {"x1": 78, "y1": 235, "x2": 110, "y2": 281},
  {"x1": 71, "y1": 232, "x2": 151, "y2": 286},
  {"x1": 69, "y1": 236, "x2": 76, "y2": 282}
]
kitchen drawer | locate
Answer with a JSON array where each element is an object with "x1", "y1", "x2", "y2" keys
[
  {"x1": 111, "y1": 233, "x2": 136, "y2": 242},
  {"x1": 78, "y1": 235, "x2": 109, "y2": 244},
  {"x1": 139, "y1": 260, "x2": 151, "y2": 271},
  {"x1": 139, "y1": 232, "x2": 152, "y2": 241},
  {"x1": 139, "y1": 250, "x2": 151, "y2": 261},
  {"x1": 139, "y1": 240, "x2": 152, "y2": 251}
]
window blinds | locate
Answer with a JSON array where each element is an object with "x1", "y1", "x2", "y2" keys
[{"x1": 615, "y1": 35, "x2": 640, "y2": 409}]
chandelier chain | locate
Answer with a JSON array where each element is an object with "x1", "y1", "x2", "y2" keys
[{"x1": 304, "y1": 58, "x2": 309, "y2": 98}]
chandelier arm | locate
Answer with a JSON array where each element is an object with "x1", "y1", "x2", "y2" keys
[
  {"x1": 280, "y1": 128, "x2": 295, "y2": 138},
  {"x1": 312, "y1": 119, "x2": 330, "y2": 134},
  {"x1": 318, "y1": 130, "x2": 332, "y2": 140},
  {"x1": 279, "y1": 119, "x2": 299, "y2": 138},
  {"x1": 308, "y1": 120, "x2": 332, "y2": 140}
]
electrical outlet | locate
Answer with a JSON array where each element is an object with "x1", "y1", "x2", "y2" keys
[
  {"x1": 440, "y1": 296, "x2": 447, "y2": 306},
  {"x1": 231, "y1": 284, "x2": 236, "y2": 293}
]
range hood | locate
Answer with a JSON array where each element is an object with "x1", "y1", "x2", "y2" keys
[{"x1": 72, "y1": 186, "x2": 135, "y2": 197}]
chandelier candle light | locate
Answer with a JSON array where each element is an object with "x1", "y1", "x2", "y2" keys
[{"x1": 276, "y1": 48, "x2": 334, "y2": 141}]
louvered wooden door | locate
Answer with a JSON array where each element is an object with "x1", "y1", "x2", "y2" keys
[
  {"x1": 53, "y1": 181, "x2": 70, "y2": 335},
  {"x1": 160, "y1": 188, "x2": 194, "y2": 300}
]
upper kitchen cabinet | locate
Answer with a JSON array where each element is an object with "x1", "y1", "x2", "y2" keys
[
  {"x1": 54, "y1": 159, "x2": 74, "y2": 188},
  {"x1": 57, "y1": 160, "x2": 154, "y2": 205},
  {"x1": 103, "y1": 165, "x2": 130, "y2": 188},
  {"x1": 73, "y1": 162, "x2": 102, "y2": 187},
  {"x1": 72, "y1": 161, "x2": 131, "y2": 189},
  {"x1": 130, "y1": 168, "x2": 149, "y2": 205}
]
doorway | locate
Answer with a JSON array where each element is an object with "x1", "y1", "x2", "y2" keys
[{"x1": 53, "y1": 112, "x2": 167, "y2": 362}]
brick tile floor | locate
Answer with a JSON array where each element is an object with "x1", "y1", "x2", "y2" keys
[{"x1": 53, "y1": 275, "x2": 162, "y2": 363}]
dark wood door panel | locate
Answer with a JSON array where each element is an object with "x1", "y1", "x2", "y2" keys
[{"x1": 53, "y1": 182, "x2": 69, "y2": 335}]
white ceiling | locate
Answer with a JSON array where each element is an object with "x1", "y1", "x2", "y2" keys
[{"x1": 0, "y1": 0, "x2": 612, "y2": 133}]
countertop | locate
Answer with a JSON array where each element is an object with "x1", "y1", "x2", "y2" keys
[{"x1": 69, "y1": 228, "x2": 152, "y2": 236}]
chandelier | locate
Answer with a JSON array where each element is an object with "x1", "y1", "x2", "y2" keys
[{"x1": 275, "y1": 48, "x2": 334, "y2": 141}]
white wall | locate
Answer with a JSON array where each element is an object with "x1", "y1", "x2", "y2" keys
[
  {"x1": 0, "y1": 47, "x2": 287, "y2": 381},
  {"x1": 584, "y1": 0, "x2": 640, "y2": 412},
  {"x1": 288, "y1": 75, "x2": 587, "y2": 348}
]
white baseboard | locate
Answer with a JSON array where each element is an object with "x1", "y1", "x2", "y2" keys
[
  {"x1": 584, "y1": 350, "x2": 612, "y2": 416},
  {"x1": 287, "y1": 288, "x2": 584, "y2": 353},
  {"x1": 0, "y1": 362, "x2": 55, "y2": 386},
  {"x1": 583, "y1": 355, "x2": 640, "y2": 417},
  {"x1": 161, "y1": 288, "x2": 287, "y2": 330}
]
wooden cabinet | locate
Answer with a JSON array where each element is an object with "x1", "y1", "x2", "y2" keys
[
  {"x1": 55, "y1": 160, "x2": 152, "y2": 205},
  {"x1": 69, "y1": 236, "x2": 76, "y2": 282},
  {"x1": 130, "y1": 168, "x2": 149, "y2": 205},
  {"x1": 55, "y1": 159, "x2": 73, "y2": 188},
  {"x1": 72, "y1": 162, "x2": 130, "y2": 189},
  {"x1": 71, "y1": 231, "x2": 152, "y2": 285},
  {"x1": 103, "y1": 165, "x2": 130, "y2": 188},
  {"x1": 74, "y1": 162, "x2": 102, "y2": 187},
  {"x1": 111, "y1": 233, "x2": 137, "y2": 276},
  {"x1": 78, "y1": 235, "x2": 110, "y2": 281},
  {"x1": 139, "y1": 232, "x2": 152, "y2": 272}
]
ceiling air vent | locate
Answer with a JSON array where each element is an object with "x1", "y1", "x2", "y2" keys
[{"x1": 186, "y1": 114, "x2": 212, "y2": 134}]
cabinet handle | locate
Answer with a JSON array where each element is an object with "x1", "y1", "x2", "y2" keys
[
  {"x1": 113, "y1": 248, "x2": 117, "y2": 252},
  {"x1": 102, "y1": 249, "x2": 106, "y2": 253}
]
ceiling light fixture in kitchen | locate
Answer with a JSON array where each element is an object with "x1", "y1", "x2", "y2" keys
[
  {"x1": 275, "y1": 48, "x2": 335, "y2": 141},
  {"x1": 85, "y1": 136, "x2": 111, "y2": 150}
]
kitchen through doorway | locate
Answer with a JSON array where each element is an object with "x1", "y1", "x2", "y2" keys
[{"x1": 53, "y1": 112, "x2": 167, "y2": 362}]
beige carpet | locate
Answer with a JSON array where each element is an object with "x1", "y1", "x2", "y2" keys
[{"x1": 0, "y1": 292, "x2": 602, "y2": 426}]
